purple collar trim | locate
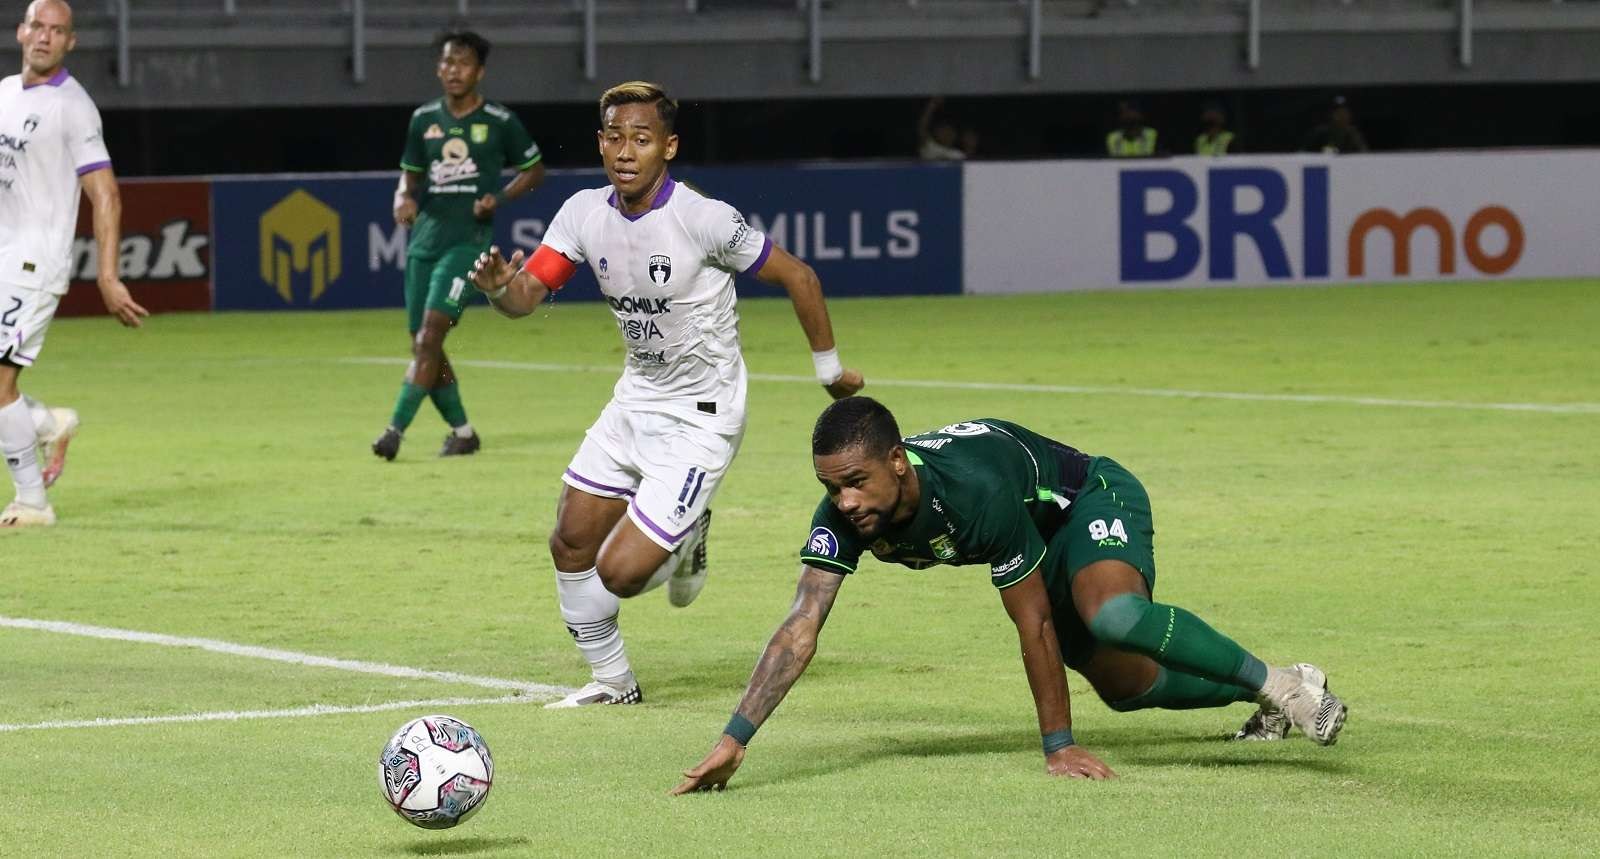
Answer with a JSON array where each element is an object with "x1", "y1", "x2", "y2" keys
[
  {"x1": 23, "y1": 67, "x2": 70, "y2": 89},
  {"x1": 608, "y1": 175, "x2": 676, "y2": 222}
]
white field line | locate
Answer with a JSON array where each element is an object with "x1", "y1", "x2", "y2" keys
[
  {"x1": 0, "y1": 615, "x2": 571, "y2": 699},
  {"x1": 338, "y1": 357, "x2": 1600, "y2": 415},
  {"x1": 0, "y1": 695, "x2": 536, "y2": 734}
]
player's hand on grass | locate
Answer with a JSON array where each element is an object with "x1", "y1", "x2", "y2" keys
[
  {"x1": 393, "y1": 193, "x2": 418, "y2": 227},
  {"x1": 98, "y1": 278, "x2": 149, "y2": 328},
  {"x1": 824, "y1": 368, "x2": 865, "y2": 400},
  {"x1": 669, "y1": 735, "x2": 746, "y2": 796},
  {"x1": 470, "y1": 246, "x2": 524, "y2": 294},
  {"x1": 1045, "y1": 745, "x2": 1116, "y2": 780},
  {"x1": 472, "y1": 193, "x2": 498, "y2": 220}
]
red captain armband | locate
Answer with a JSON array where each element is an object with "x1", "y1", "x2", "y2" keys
[{"x1": 523, "y1": 245, "x2": 578, "y2": 292}]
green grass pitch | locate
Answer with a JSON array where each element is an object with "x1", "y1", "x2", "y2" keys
[{"x1": 2, "y1": 279, "x2": 1596, "y2": 857}]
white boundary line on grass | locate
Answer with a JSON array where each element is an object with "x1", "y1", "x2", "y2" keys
[
  {"x1": 339, "y1": 357, "x2": 1600, "y2": 415},
  {"x1": 0, "y1": 695, "x2": 535, "y2": 734}
]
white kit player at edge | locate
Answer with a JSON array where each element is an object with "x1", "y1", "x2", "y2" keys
[
  {"x1": 469, "y1": 81, "x2": 865, "y2": 708},
  {"x1": 0, "y1": 0, "x2": 147, "y2": 529}
]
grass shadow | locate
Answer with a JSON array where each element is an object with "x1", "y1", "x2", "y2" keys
[{"x1": 393, "y1": 835, "x2": 532, "y2": 856}]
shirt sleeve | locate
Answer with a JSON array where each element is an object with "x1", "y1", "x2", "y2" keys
[
  {"x1": 687, "y1": 195, "x2": 772, "y2": 275},
  {"x1": 798, "y1": 497, "x2": 865, "y2": 575},
  {"x1": 969, "y1": 499, "x2": 1048, "y2": 591},
  {"x1": 64, "y1": 91, "x2": 110, "y2": 175},
  {"x1": 502, "y1": 112, "x2": 542, "y2": 171},
  {"x1": 538, "y1": 194, "x2": 586, "y2": 264},
  {"x1": 400, "y1": 113, "x2": 426, "y2": 173}
]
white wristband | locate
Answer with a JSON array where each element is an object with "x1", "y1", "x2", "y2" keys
[{"x1": 811, "y1": 348, "x2": 844, "y2": 385}]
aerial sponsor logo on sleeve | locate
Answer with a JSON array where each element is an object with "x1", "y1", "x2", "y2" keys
[
  {"x1": 991, "y1": 553, "x2": 1026, "y2": 578},
  {"x1": 807, "y1": 527, "x2": 840, "y2": 558},
  {"x1": 726, "y1": 214, "x2": 752, "y2": 251}
]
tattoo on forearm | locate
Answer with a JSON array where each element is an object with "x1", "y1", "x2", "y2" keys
[{"x1": 735, "y1": 568, "x2": 841, "y2": 725}]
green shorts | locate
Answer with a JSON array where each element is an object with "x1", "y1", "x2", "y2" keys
[
  {"x1": 1040, "y1": 456, "x2": 1159, "y2": 668},
  {"x1": 405, "y1": 244, "x2": 487, "y2": 334}
]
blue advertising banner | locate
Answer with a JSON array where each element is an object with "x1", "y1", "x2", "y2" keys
[{"x1": 211, "y1": 163, "x2": 960, "y2": 310}]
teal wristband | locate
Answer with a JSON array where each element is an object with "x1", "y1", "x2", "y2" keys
[
  {"x1": 724, "y1": 714, "x2": 757, "y2": 746},
  {"x1": 1042, "y1": 728, "x2": 1075, "y2": 755}
]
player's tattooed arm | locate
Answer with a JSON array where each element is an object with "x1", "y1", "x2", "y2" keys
[{"x1": 734, "y1": 565, "x2": 845, "y2": 726}]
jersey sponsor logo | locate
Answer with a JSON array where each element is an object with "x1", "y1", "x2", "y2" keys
[
  {"x1": 606, "y1": 295, "x2": 671, "y2": 315},
  {"x1": 726, "y1": 214, "x2": 751, "y2": 251},
  {"x1": 648, "y1": 254, "x2": 672, "y2": 285},
  {"x1": 70, "y1": 219, "x2": 209, "y2": 281},
  {"x1": 991, "y1": 553, "x2": 1026, "y2": 577},
  {"x1": 807, "y1": 527, "x2": 840, "y2": 558},
  {"x1": 598, "y1": 257, "x2": 609, "y2": 279},
  {"x1": 619, "y1": 317, "x2": 665, "y2": 342},
  {"x1": 630, "y1": 347, "x2": 667, "y2": 365},
  {"x1": 906, "y1": 437, "x2": 950, "y2": 451},
  {"x1": 938, "y1": 422, "x2": 992, "y2": 437},
  {"x1": 0, "y1": 134, "x2": 29, "y2": 153},
  {"x1": 423, "y1": 123, "x2": 444, "y2": 140},
  {"x1": 929, "y1": 534, "x2": 958, "y2": 560},
  {"x1": 470, "y1": 123, "x2": 489, "y2": 144},
  {"x1": 429, "y1": 138, "x2": 481, "y2": 189},
  {"x1": 259, "y1": 189, "x2": 341, "y2": 303},
  {"x1": 22, "y1": 114, "x2": 40, "y2": 134}
]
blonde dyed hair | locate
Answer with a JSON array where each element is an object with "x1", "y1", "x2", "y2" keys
[{"x1": 598, "y1": 81, "x2": 678, "y2": 133}]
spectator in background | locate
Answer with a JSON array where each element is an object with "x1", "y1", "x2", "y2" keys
[
  {"x1": 917, "y1": 96, "x2": 965, "y2": 160},
  {"x1": 1106, "y1": 100, "x2": 1157, "y2": 157},
  {"x1": 1195, "y1": 101, "x2": 1235, "y2": 156},
  {"x1": 1303, "y1": 95, "x2": 1369, "y2": 154}
]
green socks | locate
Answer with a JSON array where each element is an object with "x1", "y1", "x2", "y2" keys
[
  {"x1": 1088, "y1": 593, "x2": 1269, "y2": 691},
  {"x1": 429, "y1": 381, "x2": 468, "y2": 428},
  {"x1": 389, "y1": 382, "x2": 428, "y2": 432},
  {"x1": 1107, "y1": 667, "x2": 1256, "y2": 712}
]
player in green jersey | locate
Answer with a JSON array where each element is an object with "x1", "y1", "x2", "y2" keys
[
  {"x1": 672, "y1": 396, "x2": 1348, "y2": 793},
  {"x1": 372, "y1": 30, "x2": 545, "y2": 461}
]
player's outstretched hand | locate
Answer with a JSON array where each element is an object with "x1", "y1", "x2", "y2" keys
[
  {"x1": 1045, "y1": 745, "x2": 1116, "y2": 780},
  {"x1": 669, "y1": 736, "x2": 746, "y2": 796},
  {"x1": 472, "y1": 193, "x2": 498, "y2": 220},
  {"x1": 98, "y1": 279, "x2": 149, "y2": 328},
  {"x1": 470, "y1": 245, "x2": 525, "y2": 295},
  {"x1": 824, "y1": 368, "x2": 865, "y2": 400}
]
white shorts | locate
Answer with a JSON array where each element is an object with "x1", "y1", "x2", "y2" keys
[
  {"x1": 0, "y1": 282, "x2": 59, "y2": 367},
  {"x1": 562, "y1": 401, "x2": 745, "y2": 551}
]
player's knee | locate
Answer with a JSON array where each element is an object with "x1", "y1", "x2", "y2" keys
[
  {"x1": 1086, "y1": 593, "x2": 1154, "y2": 647},
  {"x1": 594, "y1": 556, "x2": 648, "y2": 598},
  {"x1": 548, "y1": 528, "x2": 595, "y2": 572}
]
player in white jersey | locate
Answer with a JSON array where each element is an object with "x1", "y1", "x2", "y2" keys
[
  {"x1": 469, "y1": 81, "x2": 863, "y2": 707},
  {"x1": 0, "y1": 0, "x2": 146, "y2": 529}
]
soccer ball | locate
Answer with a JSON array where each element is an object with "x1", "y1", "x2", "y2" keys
[{"x1": 378, "y1": 714, "x2": 494, "y2": 829}]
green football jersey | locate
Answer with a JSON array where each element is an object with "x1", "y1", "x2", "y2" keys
[
  {"x1": 799, "y1": 420, "x2": 1093, "y2": 590},
  {"x1": 400, "y1": 98, "x2": 541, "y2": 257}
]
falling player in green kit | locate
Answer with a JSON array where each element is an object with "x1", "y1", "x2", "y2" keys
[
  {"x1": 372, "y1": 30, "x2": 544, "y2": 460},
  {"x1": 673, "y1": 396, "x2": 1348, "y2": 793}
]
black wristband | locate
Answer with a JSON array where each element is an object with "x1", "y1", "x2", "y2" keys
[
  {"x1": 724, "y1": 713, "x2": 757, "y2": 746},
  {"x1": 1042, "y1": 728, "x2": 1075, "y2": 755}
]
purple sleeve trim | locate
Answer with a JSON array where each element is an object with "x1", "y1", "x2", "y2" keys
[
  {"x1": 563, "y1": 468, "x2": 635, "y2": 498},
  {"x1": 76, "y1": 160, "x2": 112, "y2": 176},
  {"x1": 741, "y1": 235, "x2": 774, "y2": 275}
]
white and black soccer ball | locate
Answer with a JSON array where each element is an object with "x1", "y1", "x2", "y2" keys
[{"x1": 378, "y1": 714, "x2": 494, "y2": 829}]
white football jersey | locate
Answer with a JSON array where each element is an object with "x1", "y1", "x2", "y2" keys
[
  {"x1": 0, "y1": 69, "x2": 110, "y2": 294},
  {"x1": 540, "y1": 177, "x2": 772, "y2": 433}
]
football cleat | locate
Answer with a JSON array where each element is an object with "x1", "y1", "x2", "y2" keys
[
  {"x1": 1231, "y1": 663, "x2": 1326, "y2": 741},
  {"x1": 1, "y1": 501, "x2": 57, "y2": 529},
  {"x1": 372, "y1": 427, "x2": 403, "y2": 461},
  {"x1": 1257, "y1": 662, "x2": 1347, "y2": 746},
  {"x1": 438, "y1": 431, "x2": 481, "y2": 457},
  {"x1": 38, "y1": 407, "x2": 79, "y2": 488},
  {"x1": 668, "y1": 509, "x2": 711, "y2": 608},
  {"x1": 544, "y1": 679, "x2": 643, "y2": 709}
]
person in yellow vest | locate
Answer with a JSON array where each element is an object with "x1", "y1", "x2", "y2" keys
[
  {"x1": 1106, "y1": 100, "x2": 1157, "y2": 158},
  {"x1": 1195, "y1": 101, "x2": 1234, "y2": 156}
]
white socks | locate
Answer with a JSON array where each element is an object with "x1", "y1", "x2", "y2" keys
[
  {"x1": 453, "y1": 423, "x2": 475, "y2": 439},
  {"x1": 555, "y1": 566, "x2": 632, "y2": 687},
  {"x1": 23, "y1": 395, "x2": 56, "y2": 439},
  {"x1": 0, "y1": 397, "x2": 46, "y2": 508}
]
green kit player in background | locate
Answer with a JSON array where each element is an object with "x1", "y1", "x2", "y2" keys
[
  {"x1": 372, "y1": 29, "x2": 545, "y2": 460},
  {"x1": 673, "y1": 397, "x2": 1348, "y2": 792}
]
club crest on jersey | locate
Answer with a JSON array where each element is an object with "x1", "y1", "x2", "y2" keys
[
  {"x1": 471, "y1": 123, "x2": 489, "y2": 143},
  {"x1": 423, "y1": 123, "x2": 444, "y2": 140},
  {"x1": 23, "y1": 114, "x2": 40, "y2": 133},
  {"x1": 929, "y1": 534, "x2": 958, "y2": 560},
  {"x1": 808, "y1": 527, "x2": 839, "y2": 558},
  {"x1": 648, "y1": 254, "x2": 672, "y2": 286}
]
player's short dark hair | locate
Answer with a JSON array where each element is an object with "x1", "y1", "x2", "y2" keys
[
  {"x1": 598, "y1": 81, "x2": 678, "y2": 134},
  {"x1": 813, "y1": 397, "x2": 902, "y2": 459},
  {"x1": 434, "y1": 29, "x2": 490, "y2": 65}
]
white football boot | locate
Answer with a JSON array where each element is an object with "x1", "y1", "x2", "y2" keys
[
  {"x1": 1254, "y1": 662, "x2": 1347, "y2": 746},
  {"x1": 544, "y1": 677, "x2": 643, "y2": 709},
  {"x1": 39, "y1": 407, "x2": 79, "y2": 489},
  {"x1": 668, "y1": 510, "x2": 711, "y2": 608},
  {"x1": 1, "y1": 500, "x2": 57, "y2": 529},
  {"x1": 1232, "y1": 663, "x2": 1325, "y2": 741}
]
